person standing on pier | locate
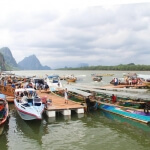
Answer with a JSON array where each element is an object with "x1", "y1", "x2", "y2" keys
[
  {"x1": 86, "y1": 96, "x2": 91, "y2": 112},
  {"x1": 64, "y1": 88, "x2": 68, "y2": 104}
]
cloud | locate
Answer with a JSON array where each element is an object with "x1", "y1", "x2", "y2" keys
[{"x1": 0, "y1": 1, "x2": 150, "y2": 68}]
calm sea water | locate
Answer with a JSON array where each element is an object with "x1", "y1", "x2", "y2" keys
[{"x1": 1, "y1": 70, "x2": 150, "y2": 150}]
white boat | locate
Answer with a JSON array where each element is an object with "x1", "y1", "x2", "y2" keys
[
  {"x1": 45, "y1": 75, "x2": 62, "y2": 90},
  {"x1": 14, "y1": 88, "x2": 45, "y2": 120},
  {"x1": 31, "y1": 77, "x2": 45, "y2": 89}
]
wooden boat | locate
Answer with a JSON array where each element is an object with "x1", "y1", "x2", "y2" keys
[
  {"x1": 66, "y1": 78, "x2": 77, "y2": 82},
  {"x1": 93, "y1": 76, "x2": 102, "y2": 82},
  {"x1": 0, "y1": 94, "x2": 9, "y2": 126},
  {"x1": 65, "y1": 84, "x2": 150, "y2": 124},
  {"x1": 91, "y1": 73, "x2": 114, "y2": 77},
  {"x1": 14, "y1": 88, "x2": 45, "y2": 120},
  {"x1": 142, "y1": 81, "x2": 150, "y2": 88},
  {"x1": 0, "y1": 85, "x2": 15, "y2": 97}
]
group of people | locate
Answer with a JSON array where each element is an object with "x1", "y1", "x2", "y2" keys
[
  {"x1": 25, "y1": 81, "x2": 49, "y2": 91},
  {"x1": 0, "y1": 76, "x2": 17, "y2": 88},
  {"x1": 125, "y1": 77, "x2": 143, "y2": 85},
  {"x1": 16, "y1": 90, "x2": 37, "y2": 103}
]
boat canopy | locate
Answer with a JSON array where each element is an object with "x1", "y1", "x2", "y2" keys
[
  {"x1": 137, "y1": 74, "x2": 150, "y2": 80},
  {"x1": 15, "y1": 88, "x2": 35, "y2": 92}
]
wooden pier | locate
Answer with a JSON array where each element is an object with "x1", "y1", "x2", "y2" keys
[{"x1": 37, "y1": 90, "x2": 85, "y2": 118}]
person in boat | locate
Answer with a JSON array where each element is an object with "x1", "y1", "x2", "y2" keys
[
  {"x1": 111, "y1": 94, "x2": 117, "y2": 103},
  {"x1": 114, "y1": 78, "x2": 118, "y2": 86},
  {"x1": 85, "y1": 96, "x2": 91, "y2": 112},
  {"x1": 11, "y1": 82, "x2": 15, "y2": 88},
  {"x1": 128, "y1": 77, "x2": 132, "y2": 85},
  {"x1": 21, "y1": 92, "x2": 28, "y2": 103},
  {"x1": 35, "y1": 82, "x2": 39, "y2": 90},
  {"x1": 64, "y1": 88, "x2": 68, "y2": 104}
]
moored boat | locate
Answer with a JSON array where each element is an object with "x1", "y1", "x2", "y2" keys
[
  {"x1": 66, "y1": 78, "x2": 77, "y2": 82},
  {"x1": 14, "y1": 88, "x2": 45, "y2": 120},
  {"x1": 0, "y1": 94, "x2": 9, "y2": 126},
  {"x1": 97, "y1": 99, "x2": 150, "y2": 124},
  {"x1": 91, "y1": 73, "x2": 114, "y2": 77},
  {"x1": 93, "y1": 76, "x2": 102, "y2": 82},
  {"x1": 45, "y1": 75, "x2": 62, "y2": 90}
]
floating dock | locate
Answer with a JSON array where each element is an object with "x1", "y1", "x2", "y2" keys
[{"x1": 37, "y1": 90, "x2": 85, "y2": 118}]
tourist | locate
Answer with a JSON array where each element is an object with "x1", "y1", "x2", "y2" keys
[
  {"x1": 46, "y1": 99, "x2": 52, "y2": 107},
  {"x1": 85, "y1": 96, "x2": 91, "y2": 112},
  {"x1": 144, "y1": 101, "x2": 150, "y2": 114},
  {"x1": 11, "y1": 82, "x2": 15, "y2": 88},
  {"x1": 4, "y1": 79, "x2": 7, "y2": 86},
  {"x1": 44, "y1": 82, "x2": 49, "y2": 91},
  {"x1": 128, "y1": 77, "x2": 132, "y2": 85},
  {"x1": 64, "y1": 88, "x2": 68, "y2": 104},
  {"x1": 114, "y1": 78, "x2": 118, "y2": 86}
]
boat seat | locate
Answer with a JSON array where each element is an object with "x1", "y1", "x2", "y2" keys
[
  {"x1": 34, "y1": 103, "x2": 41, "y2": 106},
  {"x1": 34, "y1": 98, "x2": 41, "y2": 103},
  {"x1": 27, "y1": 99, "x2": 33, "y2": 106}
]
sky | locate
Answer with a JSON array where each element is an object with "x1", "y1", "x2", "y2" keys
[{"x1": 0, "y1": 0, "x2": 150, "y2": 69}]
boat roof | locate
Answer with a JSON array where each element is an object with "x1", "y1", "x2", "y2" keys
[
  {"x1": 66, "y1": 85, "x2": 150, "y2": 101},
  {"x1": 48, "y1": 75, "x2": 59, "y2": 78},
  {"x1": 65, "y1": 86, "x2": 91, "y2": 97},
  {"x1": 0, "y1": 94, "x2": 6, "y2": 99},
  {"x1": 15, "y1": 88, "x2": 35, "y2": 92}
]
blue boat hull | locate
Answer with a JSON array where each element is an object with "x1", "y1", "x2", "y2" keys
[{"x1": 99, "y1": 103, "x2": 150, "y2": 124}]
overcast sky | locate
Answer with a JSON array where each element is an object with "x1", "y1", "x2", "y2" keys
[{"x1": 0, "y1": 0, "x2": 150, "y2": 69}]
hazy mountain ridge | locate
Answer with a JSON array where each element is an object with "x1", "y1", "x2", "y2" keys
[
  {"x1": 0, "y1": 47, "x2": 18, "y2": 69},
  {"x1": 18, "y1": 55, "x2": 51, "y2": 70},
  {"x1": 0, "y1": 53, "x2": 6, "y2": 71},
  {"x1": 0, "y1": 47, "x2": 51, "y2": 71}
]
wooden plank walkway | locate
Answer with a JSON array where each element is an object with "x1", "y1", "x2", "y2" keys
[{"x1": 37, "y1": 90, "x2": 85, "y2": 117}]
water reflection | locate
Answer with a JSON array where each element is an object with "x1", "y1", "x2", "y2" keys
[
  {"x1": 0, "y1": 119, "x2": 9, "y2": 150},
  {"x1": 101, "y1": 111, "x2": 150, "y2": 132},
  {"x1": 15, "y1": 114, "x2": 44, "y2": 144},
  {"x1": 1, "y1": 105, "x2": 150, "y2": 150}
]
